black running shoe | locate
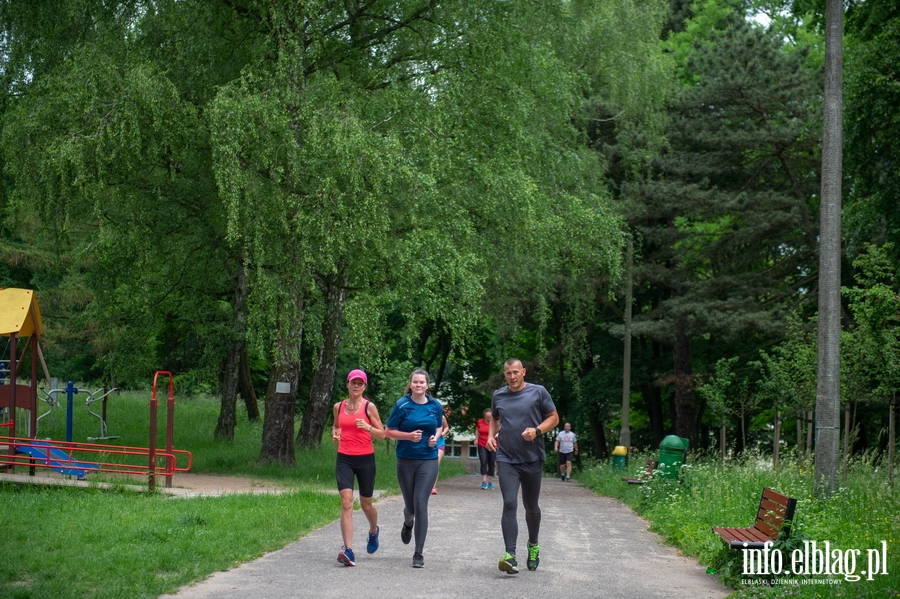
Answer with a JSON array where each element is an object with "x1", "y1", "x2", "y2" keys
[
  {"x1": 401, "y1": 521, "x2": 413, "y2": 545},
  {"x1": 412, "y1": 553, "x2": 425, "y2": 568}
]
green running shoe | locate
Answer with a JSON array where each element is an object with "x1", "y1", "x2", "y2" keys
[
  {"x1": 498, "y1": 552, "x2": 519, "y2": 574},
  {"x1": 527, "y1": 542, "x2": 540, "y2": 571}
]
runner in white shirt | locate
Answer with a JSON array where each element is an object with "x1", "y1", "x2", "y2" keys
[{"x1": 554, "y1": 422, "x2": 578, "y2": 482}]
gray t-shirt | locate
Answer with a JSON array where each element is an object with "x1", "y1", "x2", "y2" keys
[
  {"x1": 491, "y1": 383, "x2": 556, "y2": 464},
  {"x1": 556, "y1": 430, "x2": 576, "y2": 454}
]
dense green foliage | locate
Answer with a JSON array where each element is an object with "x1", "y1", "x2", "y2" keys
[{"x1": 0, "y1": 0, "x2": 897, "y2": 470}]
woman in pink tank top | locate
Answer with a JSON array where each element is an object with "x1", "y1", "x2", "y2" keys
[{"x1": 332, "y1": 369, "x2": 385, "y2": 566}]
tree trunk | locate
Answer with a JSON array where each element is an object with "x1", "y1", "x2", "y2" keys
[
  {"x1": 806, "y1": 409, "x2": 814, "y2": 458},
  {"x1": 434, "y1": 334, "x2": 451, "y2": 392},
  {"x1": 773, "y1": 409, "x2": 781, "y2": 468},
  {"x1": 413, "y1": 321, "x2": 434, "y2": 366},
  {"x1": 646, "y1": 385, "x2": 664, "y2": 447},
  {"x1": 296, "y1": 273, "x2": 347, "y2": 448},
  {"x1": 239, "y1": 341, "x2": 260, "y2": 421},
  {"x1": 260, "y1": 360, "x2": 299, "y2": 464},
  {"x1": 215, "y1": 340, "x2": 240, "y2": 440},
  {"x1": 889, "y1": 392, "x2": 895, "y2": 488},
  {"x1": 813, "y1": 0, "x2": 843, "y2": 497},
  {"x1": 260, "y1": 296, "x2": 304, "y2": 465},
  {"x1": 741, "y1": 409, "x2": 748, "y2": 453},
  {"x1": 720, "y1": 420, "x2": 726, "y2": 462},
  {"x1": 586, "y1": 412, "x2": 608, "y2": 459},
  {"x1": 215, "y1": 262, "x2": 249, "y2": 441},
  {"x1": 644, "y1": 340, "x2": 665, "y2": 446},
  {"x1": 673, "y1": 321, "x2": 697, "y2": 448}
]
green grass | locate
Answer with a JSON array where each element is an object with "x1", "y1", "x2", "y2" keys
[
  {"x1": 580, "y1": 451, "x2": 900, "y2": 598},
  {"x1": 0, "y1": 485, "x2": 333, "y2": 599},
  {"x1": 1, "y1": 391, "x2": 464, "y2": 599}
]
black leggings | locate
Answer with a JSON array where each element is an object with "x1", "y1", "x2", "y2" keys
[
  {"x1": 497, "y1": 460, "x2": 544, "y2": 555},
  {"x1": 396, "y1": 457, "x2": 440, "y2": 554},
  {"x1": 478, "y1": 445, "x2": 496, "y2": 477}
]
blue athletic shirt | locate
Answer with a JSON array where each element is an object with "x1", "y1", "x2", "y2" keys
[{"x1": 386, "y1": 394, "x2": 444, "y2": 460}]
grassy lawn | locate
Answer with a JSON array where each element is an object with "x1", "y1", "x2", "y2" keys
[
  {"x1": 581, "y1": 452, "x2": 900, "y2": 598},
  {"x1": 0, "y1": 391, "x2": 464, "y2": 599}
]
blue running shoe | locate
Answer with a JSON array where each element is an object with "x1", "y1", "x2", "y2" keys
[
  {"x1": 337, "y1": 547, "x2": 356, "y2": 567},
  {"x1": 367, "y1": 526, "x2": 380, "y2": 554},
  {"x1": 488, "y1": 483, "x2": 494, "y2": 490},
  {"x1": 481, "y1": 481, "x2": 488, "y2": 489}
]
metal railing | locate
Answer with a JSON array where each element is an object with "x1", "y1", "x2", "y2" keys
[{"x1": 0, "y1": 435, "x2": 192, "y2": 487}]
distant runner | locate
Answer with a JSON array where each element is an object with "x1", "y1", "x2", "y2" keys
[{"x1": 554, "y1": 422, "x2": 578, "y2": 482}]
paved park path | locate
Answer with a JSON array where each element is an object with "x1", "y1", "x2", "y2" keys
[{"x1": 162, "y1": 474, "x2": 728, "y2": 599}]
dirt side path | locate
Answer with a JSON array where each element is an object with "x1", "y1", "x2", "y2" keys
[
  {"x1": 171, "y1": 473, "x2": 289, "y2": 495},
  {"x1": 0, "y1": 471, "x2": 290, "y2": 496}
]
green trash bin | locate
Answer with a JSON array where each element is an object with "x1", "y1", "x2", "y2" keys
[
  {"x1": 658, "y1": 435, "x2": 688, "y2": 479},
  {"x1": 611, "y1": 445, "x2": 628, "y2": 470}
]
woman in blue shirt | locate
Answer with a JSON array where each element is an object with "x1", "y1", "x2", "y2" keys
[{"x1": 384, "y1": 368, "x2": 443, "y2": 568}]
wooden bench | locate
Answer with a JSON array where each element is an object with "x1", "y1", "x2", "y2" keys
[
  {"x1": 621, "y1": 458, "x2": 658, "y2": 485},
  {"x1": 712, "y1": 487, "x2": 797, "y2": 549}
]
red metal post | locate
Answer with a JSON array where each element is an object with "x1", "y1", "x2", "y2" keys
[
  {"x1": 165, "y1": 374, "x2": 174, "y2": 488},
  {"x1": 149, "y1": 374, "x2": 159, "y2": 491}
]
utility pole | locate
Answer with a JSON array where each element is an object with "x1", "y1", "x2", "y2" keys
[
  {"x1": 814, "y1": 0, "x2": 843, "y2": 496},
  {"x1": 620, "y1": 235, "x2": 633, "y2": 449}
]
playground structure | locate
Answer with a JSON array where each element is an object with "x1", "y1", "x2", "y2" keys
[
  {"x1": 0, "y1": 288, "x2": 192, "y2": 490},
  {"x1": 37, "y1": 381, "x2": 120, "y2": 442}
]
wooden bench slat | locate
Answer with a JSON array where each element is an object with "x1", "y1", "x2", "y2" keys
[
  {"x1": 754, "y1": 519, "x2": 780, "y2": 539},
  {"x1": 714, "y1": 526, "x2": 771, "y2": 543},
  {"x1": 759, "y1": 497, "x2": 787, "y2": 518},
  {"x1": 762, "y1": 487, "x2": 791, "y2": 505},
  {"x1": 757, "y1": 505, "x2": 784, "y2": 526}
]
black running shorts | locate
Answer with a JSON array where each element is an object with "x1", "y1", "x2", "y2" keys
[{"x1": 336, "y1": 452, "x2": 376, "y2": 497}]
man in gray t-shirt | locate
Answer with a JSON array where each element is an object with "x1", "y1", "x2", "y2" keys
[{"x1": 486, "y1": 358, "x2": 559, "y2": 575}]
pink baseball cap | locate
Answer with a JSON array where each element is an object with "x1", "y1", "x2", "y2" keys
[{"x1": 346, "y1": 369, "x2": 368, "y2": 384}]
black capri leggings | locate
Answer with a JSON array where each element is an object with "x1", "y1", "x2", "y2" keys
[{"x1": 478, "y1": 445, "x2": 496, "y2": 477}]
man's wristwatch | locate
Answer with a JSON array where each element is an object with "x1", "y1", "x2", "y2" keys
[{"x1": 534, "y1": 426, "x2": 542, "y2": 436}]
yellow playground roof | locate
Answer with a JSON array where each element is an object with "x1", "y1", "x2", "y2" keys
[{"x1": 0, "y1": 288, "x2": 44, "y2": 337}]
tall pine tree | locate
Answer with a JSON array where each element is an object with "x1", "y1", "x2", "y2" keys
[{"x1": 628, "y1": 14, "x2": 822, "y2": 446}]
